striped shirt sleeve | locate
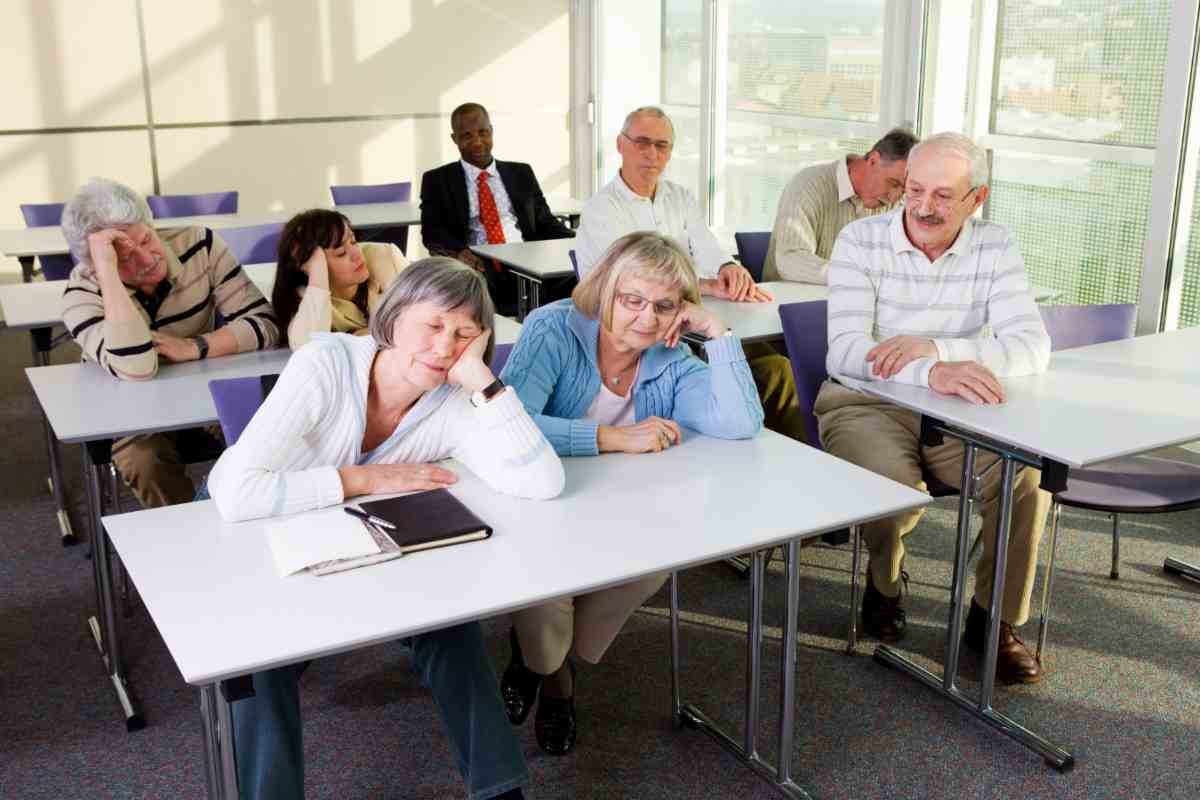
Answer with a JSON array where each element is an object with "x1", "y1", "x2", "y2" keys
[
  {"x1": 60, "y1": 270, "x2": 158, "y2": 381},
  {"x1": 932, "y1": 232, "x2": 1050, "y2": 377},
  {"x1": 208, "y1": 231, "x2": 280, "y2": 351}
]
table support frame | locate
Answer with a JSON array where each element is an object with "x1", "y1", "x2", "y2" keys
[{"x1": 30, "y1": 325, "x2": 76, "y2": 544}]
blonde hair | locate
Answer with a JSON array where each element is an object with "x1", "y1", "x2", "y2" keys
[{"x1": 572, "y1": 232, "x2": 699, "y2": 330}]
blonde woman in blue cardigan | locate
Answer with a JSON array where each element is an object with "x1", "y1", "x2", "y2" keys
[{"x1": 497, "y1": 230, "x2": 763, "y2": 755}]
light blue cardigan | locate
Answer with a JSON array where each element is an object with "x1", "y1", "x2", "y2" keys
[{"x1": 500, "y1": 299, "x2": 764, "y2": 456}]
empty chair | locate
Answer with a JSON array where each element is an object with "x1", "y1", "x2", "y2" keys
[
  {"x1": 330, "y1": 181, "x2": 412, "y2": 254},
  {"x1": 1033, "y1": 303, "x2": 1200, "y2": 659},
  {"x1": 734, "y1": 231, "x2": 770, "y2": 283},
  {"x1": 491, "y1": 343, "x2": 514, "y2": 376},
  {"x1": 218, "y1": 223, "x2": 283, "y2": 265},
  {"x1": 147, "y1": 191, "x2": 238, "y2": 218},
  {"x1": 20, "y1": 202, "x2": 77, "y2": 280},
  {"x1": 568, "y1": 249, "x2": 579, "y2": 280},
  {"x1": 209, "y1": 374, "x2": 280, "y2": 447},
  {"x1": 778, "y1": 299, "x2": 961, "y2": 651}
]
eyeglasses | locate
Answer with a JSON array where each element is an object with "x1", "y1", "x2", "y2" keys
[
  {"x1": 621, "y1": 131, "x2": 673, "y2": 155},
  {"x1": 903, "y1": 185, "x2": 979, "y2": 212},
  {"x1": 616, "y1": 291, "x2": 679, "y2": 318}
]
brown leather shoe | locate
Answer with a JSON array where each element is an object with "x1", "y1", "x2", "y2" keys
[
  {"x1": 964, "y1": 600, "x2": 1042, "y2": 685},
  {"x1": 861, "y1": 574, "x2": 907, "y2": 642}
]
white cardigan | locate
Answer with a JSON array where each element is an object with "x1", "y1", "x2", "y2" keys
[{"x1": 208, "y1": 333, "x2": 564, "y2": 522}]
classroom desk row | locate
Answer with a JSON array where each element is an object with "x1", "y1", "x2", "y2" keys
[
  {"x1": 95, "y1": 324, "x2": 1200, "y2": 799},
  {"x1": 0, "y1": 198, "x2": 586, "y2": 283}
]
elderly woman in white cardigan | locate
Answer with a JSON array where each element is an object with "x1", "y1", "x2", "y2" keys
[{"x1": 207, "y1": 257, "x2": 563, "y2": 800}]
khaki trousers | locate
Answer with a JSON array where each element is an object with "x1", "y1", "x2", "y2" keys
[
  {"x1": 111, "y1": 426, "x2": 223, "y2": 509},
  {"x1": 512, "y1": 572, "x2": 669, "y2": 676},
  {"x1": 814, "y1": 381, "x2": 1050, "y2": 625},
  {"x1": 744, "y1": 342, "x2": 808, "y2": 445}
]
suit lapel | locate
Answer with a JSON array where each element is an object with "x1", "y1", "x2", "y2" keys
[{"x1": 450, "y1": 162, "x2": 470, "y2": 235}]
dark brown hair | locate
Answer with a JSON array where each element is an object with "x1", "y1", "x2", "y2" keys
[{"x1": 271, "y1": 209, "x2": 365, "y2": 347}]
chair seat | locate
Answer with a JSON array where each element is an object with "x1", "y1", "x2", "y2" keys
[{"x1": 1058, "y1": 455, "x2": 1200, "y2": 513}]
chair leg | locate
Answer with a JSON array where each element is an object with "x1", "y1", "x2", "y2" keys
[
  {"x1": 1036, "y1": 502, "x2": 1063, "y2": 663},
  {"x1": 846, "y1": 525, "x2": 863, "y2": 655},
  {"x1": 1110, "y1": 513, "x2": 1121, "y2": 580}
]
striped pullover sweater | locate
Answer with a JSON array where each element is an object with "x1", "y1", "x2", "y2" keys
[
  {"x1": 61, "y1": 226, "x2": 279, "y2": 380},
  {"x1": 826, "y1": 209, "x2": 1050, "y2": 388},
  {"x1": 208, "y1": 333, "x2": 564, "y2": 522}
]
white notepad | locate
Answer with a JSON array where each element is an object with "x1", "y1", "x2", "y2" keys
[{"x1": 264, "y1": 509, "x2": 381, "y2": 577}]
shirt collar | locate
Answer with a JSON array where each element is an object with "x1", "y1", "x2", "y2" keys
[
  {"x1": 888, "y1": 208, "x2": 977, "y2": 258},
  {"x1": 835, "y1": 156, "x2": 857, "y2": 204},
  {"x1": 461, "y1": 159, "x2": 499, "y2": 183},
  {"x1": 122, "y1": 234, "x2": 183, "y2": 297},
  {"x1": 614, "y1": 170, "x2": 655, "y2": 203}
]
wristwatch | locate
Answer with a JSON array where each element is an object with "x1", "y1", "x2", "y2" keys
[
  {"x1": 470, "y1": 378, "x2": 505, "y2": 407},
  {"x1": 192, "y1": 336, "x2": 209, "y2": 360}
]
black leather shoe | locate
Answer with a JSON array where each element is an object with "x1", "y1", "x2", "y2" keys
[
  {"x1": 535, "y1": 662, "x2": 576, "y2": 756},
  {"x1": 500, "y1": 627, "x2": 542, "y2": 725},
  {"x1": 861, "y1": 573, "x2": 907, "y2": 642},
  {"x1": 964, "y1": 599, "x2": 1042, "y2": 685}
]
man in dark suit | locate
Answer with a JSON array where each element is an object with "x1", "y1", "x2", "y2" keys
[{"x1": 421, "y1": 102, "x2": 574, "y2": 315}]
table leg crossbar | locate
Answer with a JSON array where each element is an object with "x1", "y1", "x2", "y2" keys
[
  {"x1": 671, "y1": 540, "x2": 815, "y2": 799},
  {"x1": 873, "y1": 420, "x2": 1074, "y2": 772}
]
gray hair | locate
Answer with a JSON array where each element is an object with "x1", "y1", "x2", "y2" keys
[
  {"x1": 369, "y1": 257, "x2": 496, "y2": 365},
  {"x1": 909, "y1": 131, "x2": 989, "y2": 188},
  {"x1": 61, "y1": 178, "x2": 153, "y2": 265},
  {"x1": 621, "y1": 105, "x2": 675, "y2": 143}
]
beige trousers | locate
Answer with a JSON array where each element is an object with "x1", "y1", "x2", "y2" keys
[
  {"x1": 512, "y1": 572, "x2": 669, "y2": 676},
  {"x1": 814, "y1": 381, "x2": 1050, "y2": 625},
  {"x1": 111, "y1": 426, "x2": 222, "y2": 508}
]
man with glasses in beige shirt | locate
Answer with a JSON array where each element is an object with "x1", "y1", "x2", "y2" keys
[{"x1": 763, "y1": 129, "x2": 918, "y2": 284}]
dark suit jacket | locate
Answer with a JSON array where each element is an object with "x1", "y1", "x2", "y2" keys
[{"x1": 420, "y1": 160, "x2": 574, "y2": 255}]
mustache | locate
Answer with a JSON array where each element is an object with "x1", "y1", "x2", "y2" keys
[{"x1": 911, "y1": 209, "x2": 944, "y2": 225}]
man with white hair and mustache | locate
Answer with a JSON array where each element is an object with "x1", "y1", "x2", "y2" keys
[
  {"x1": 815, "y1": 132, "x2": 1052, "y2": 685},
  {"x1": 60, "y1": 177, "x2": 279, "y2": 508}
]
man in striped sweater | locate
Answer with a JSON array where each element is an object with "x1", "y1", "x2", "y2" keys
[
  {"x1": 816, "y1": 133, "x2": 1052, "y2": 685},
  {"x1": 60, "y1": 178, "x2": 279, "y2": 508},
  {"x1": 763, "y1": 128, "x2": 917, "y2": 284}
]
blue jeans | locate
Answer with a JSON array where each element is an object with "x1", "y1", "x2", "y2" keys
[{"x1": 195, "y1": 486, "x2": 527, "y2": 799}]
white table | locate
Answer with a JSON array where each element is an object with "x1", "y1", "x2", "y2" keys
[
  {"x1": 103, "y1": 430, "x2": 929, "y2": 799},
  {"x1": 850, "y1": 326, "x2": 1200, "y2": 770},
  {"x1": 469, "y1": 239, "x2": 577, "y2": 320}
]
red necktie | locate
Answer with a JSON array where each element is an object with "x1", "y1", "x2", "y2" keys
[{"x1": 477, "y1": 171, "x2": 506, "y2": 272}]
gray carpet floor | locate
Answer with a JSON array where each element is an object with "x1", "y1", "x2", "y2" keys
[{"x1": 1, "y1": 330, "x2": 1198, "y2": 799}]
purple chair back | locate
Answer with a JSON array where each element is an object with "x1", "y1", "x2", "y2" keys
[
  {"x1": 147, "y1": 191, "x2": 238, "y2": 218},
  {"x1": 330, "y1": 181, "x2": 412, "y2": 254},
  {"x1": 208, "y1": 374, "x2": 280, "y2": 447},
  {"x1": 491, "y1": 343, "x2": 514, "y2": 376},
  {"x1": 329, "y1": 182, "x2": 412, "y2": 205},
  {"x1": 568, "y1": 249, "x2": 579, "y2": 279},
  {"x1": 217, "y1": 223, "x2": 283, "y2": 265},
  {"x1": 20, "y1": 202, "x2": 77, "y2": 280},
  {"x1": 777, "y1": 301, "x2": 828, "y2": 448},
  {"x1": 734, "y1": 231, "x2": 770, "y2": 282},
  {"x1": 1038, "y1": 303, "x2": 1137, "y2": 352}
]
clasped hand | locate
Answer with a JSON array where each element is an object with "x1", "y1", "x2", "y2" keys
[{"x1": 598, "y1": 416, "x2": 681, "y2": 454}]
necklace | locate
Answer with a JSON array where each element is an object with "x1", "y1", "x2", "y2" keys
[{"x1": 610, "y1": 374, "x2": 621, "y2": 385}]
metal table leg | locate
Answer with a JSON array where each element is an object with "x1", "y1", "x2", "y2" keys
[
  {"x1": 31, "y1": 326, "x2": 76, "y2": 545},
  {"x1": 1164, "y1": 557, "x2": 1200, "y2": 583},
  {"x1": 200, "y1": 684, "x2": 240, "y2": 799},
  {"x1": 874, "y1": 435, "x2": 1074, "y2": 771},
  {"x1": 514, "y1": 275, "x2": 531, "y2": 321},
  {"x1": 84, "y1": 439, "x2": 145, "y2": 730},
  {"x1": 19, "y1": 255, "x2": 36, "y2": 283},
  {"x1": 675, "y1": 543, "x2": 815, "y2": 799}
]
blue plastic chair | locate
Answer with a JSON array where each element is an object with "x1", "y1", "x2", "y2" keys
[
  {"x1": 491, "y1": 343, "x2": 514, "y2": 376},
  {"x1": 568, "y1": 249, "x2": 579, "y2": 280},
  {"x1": 20, "y1": 202, "x2": 77, "y2": 280},
  {"x1": 217, "y1": 223, "x2": 283, "y2": 265},
  {"x1": 330, "y1": 181, "x2": 412, "y2": 255},
  {"x1": 734, "y1": 231, "x2": 770, "y2": 282},
  {"x1": 147, "y1": 191, "x2": 238, "y2": 218},
  {"x1": 208, "y1": 375, "x2": 280, "y2": 447},
  {"x1": 1033, "y1": 303, "x2": 1200, "y2": 658}
]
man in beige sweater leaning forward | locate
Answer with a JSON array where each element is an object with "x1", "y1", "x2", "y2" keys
[{"x1": 763, "y1": 128, "x2": 918, "y2": 284}]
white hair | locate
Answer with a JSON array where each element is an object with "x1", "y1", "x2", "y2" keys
[
  {"x1": 909, "y1": 132, "x2": 990, "y2": 188},
  {"x1": 61, "y1": 178, "x2": 153, "y2": 264},
  {"x1": 621, "y1": 106, "x2": 675, "y2": 142}
]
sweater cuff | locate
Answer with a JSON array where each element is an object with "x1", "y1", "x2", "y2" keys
[
  {"x1": 702, "y1": 333, "x2": 746, "y2": 365},
  {"x1": 569, "y1": 419, "x2": 600, "y2": 456},
  {"x1": 314, "y1": 465, "x2": 346, "y2": 509}
]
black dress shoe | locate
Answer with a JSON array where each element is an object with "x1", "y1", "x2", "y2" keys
[
  {"x1": 964, "y1": 599, "x2": 1042, "y2": 685},
  {"x1": 535, "y1": 662, "x2": 576, "y2": 756},
  {"x1": 861, "y1": 573, "x2": 907, "y2": 642},
  {"x1": 500, "y1": 627, "x2": 542, "y2": 725}
]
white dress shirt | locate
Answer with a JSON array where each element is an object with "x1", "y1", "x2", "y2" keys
[
  {"x1": 462, "y1": 159, "x2": 523, "y2": 245},
  {"x1": 574, "y1": 172, "x2": 730, "y2": 279}
]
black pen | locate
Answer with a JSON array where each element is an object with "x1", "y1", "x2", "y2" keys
[{"x1": 343, "y1": 506, "x2": 397, "y2": 531}]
